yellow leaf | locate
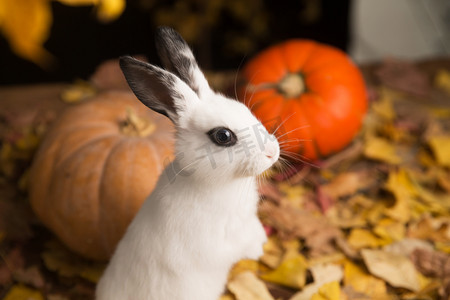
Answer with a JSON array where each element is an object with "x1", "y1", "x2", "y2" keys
[
  {"x1": 60, "y1": 80, "x2": 97, "y2": 103},
  {"x1": 0, "y1": 0, "x2": 54, "y2": 67},
  {"x1": 384, "y1": 169, "x2": 416, "y2": 223},
  {"x1": 3, "y1": 285, "x2": 44, "y2": 300},
  {"x1": 228, "y1": 259, "x2": 261, "y2": 281},
  {"x1": 428, "y1": 136, "x2": 450, "y2": 167},
  {"x1": 363, "y1": 136, "x2": 401, "y2": 165},
  {"x1": 220, "y1": 294, "x2": 235, "y2": 300},
  {"x1": 97, "y1": 0, "x2": 125, "y2": 22},
  {"x1": 343, "y1": 260, "x2": 387, "y2": 298},
  {"x1": 260, "y1": 253, "x2": 307, "y2": 289},
  {"x1": 310, "y1": 281, "x2": 341, "y2": 300},
  {"x1": 56, "y1": 0, "x2": 125, "y2": 22},
  {"x1": 361, "y1": 249, "x2": 420, "y2": 292},
  {"x1": 290, "y1": 264, "x2": 343, "y2": 300},
  {"x1": 260, "y1": 236, "x2": 283, "y2": 268},
  {"x1": 435, "y1": 69, "x2": 450, "y2": 94},
  {"x1": 373, "y1": 218, "x2": 405, "y2": 243},
  {"x1": 435, "y1": 242, "x2": 450, "y2": 254},
  {"x1": 227, "y1": 271, "x2": 274, "y2": 300},
  {"x1": 347, "y1": 228, "x2": 385, "y2": 249},
  {"x1": 372, "y1": 92, "x2": 395, "y2": 121}
]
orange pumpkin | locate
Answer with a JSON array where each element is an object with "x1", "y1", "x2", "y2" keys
[
  {"x1": 29, "y1": 91, "x2": 174, "y2": 260},
  {"x1": 239, "y1": 40, "x2": 367, "y2": 160}
]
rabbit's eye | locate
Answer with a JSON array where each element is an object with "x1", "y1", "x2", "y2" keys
[{"x1": 207, "y1": 127, "x2": 237, "y2": 147}]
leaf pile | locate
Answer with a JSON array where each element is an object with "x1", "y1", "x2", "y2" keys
[
  {"x1": 0, "y1": 60, "x2": 449, "y2": 299},
  {"x1": 222, "y1": 64, "x2": 450, "y2": 300}
]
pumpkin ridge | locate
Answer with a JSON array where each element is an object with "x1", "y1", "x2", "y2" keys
[
  {"x1": 96, "y1": 136, "x2": 126, "y2": 255},
  {"x1": 55, "y1": 133, "x2": 121, "y2": 171},
  {"x1": 50, "y1": 124, "x2": 118, "y2": 168}
]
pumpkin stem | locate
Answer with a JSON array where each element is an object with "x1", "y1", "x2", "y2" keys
[
  {"x1": 120, "y1": 108, "x2": 156, "y2": 137},
  {"x1": 278, "y1": 73, "x2": 305, "y2": 98}
]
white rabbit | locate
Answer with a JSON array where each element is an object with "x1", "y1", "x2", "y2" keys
[{"x1": 96, "y1": 27, "x2": 280, "y2": 300}]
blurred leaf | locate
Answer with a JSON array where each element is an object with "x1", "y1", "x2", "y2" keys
[
  {"x1": 434, "y1": 69, "x2": 450, "y2": 95},
  {"x1": 310, "y1": 281, "x2": 341, "y2": 300},
  {"x1": 41, "y1": 240, "x2": 105, "y2": 283},
  {"x1": 55, "y1": 0, "x2": 125, "y2": 22},
  {"x1": 361, "y1": 249, "x2": 420, "y2": 291},
  {"x1": 363, "y1": 135, "x2": 402, "y2": 164},
  {"x1": 347, "y1": 228, "x2": 385, "y2": 249},
  {"x1": 3, "y1": 285, "x2": 44, "y2": 300},
  {"x1": 343, "y1": 260, "x2": 388, "y2": 299},
  {"x1": 60, "y1": 80, "x2": 97, "y2": 103},
  {"x1": 260, "y1": 254, "x2": 307, "y2": 289},
  {"x1": 289, "y1": 264, "x2": 343, "y2": 300},
  {"x1": 227, "y1": 271, "x2": 274, "y2": 300},
  {"x1": 0, "y1": 0, "x2": 53, "y2": 67},
  {"x1": 427, "y1": 136, "x2": 450, "y2": 167}
]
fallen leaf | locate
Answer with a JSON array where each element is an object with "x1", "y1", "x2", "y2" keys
[
  {"x1": 13, "y1": 265, "x2": 45, "y2": 289},
  {"x1": 60, "y1": 80, "x2": 97, "y2": 103},
  {"x1": 260, "y1": 236, "x2": 283, "y2": 268},
  {"x1": 410, "y1": 248, "x2": 450, "y2": 278},
  {"x1": 435, "y1": 69, "x2": 450, "y2": 95},
  {"x1": 428, "y1": 135, "x2": 450, "y2": 167},
  {"x1": 227, "y1": 271, "x2": 274, "y2": 300},
  {"x1": 41, "y1": 239, "x2": 105, "y2": 283},
  {"x1": 289, "y1": 264, "x2": 343, "y2": 300},
  {"x1": 260, "y1": 253, "x2": 307, "y2": 289},
  {"x1": 320, "y1": 171, "x2": 373, "y2": 200},
  {"x1": 228, "y1": 259, "x2": 262, "y2": 281},
  {"x1": 383, "y1": 238, "x2": 434, "y2": 257},
  {"x1": 347, "y1": 228, "x2": 385, "y2": 249},
  {"x1": 310, "y1": 281, "x2": 341, "y2": 300},
  {"x1": 372, "y1": 218, "x2": 405, "y2": 243},
  {"x1": 361, "y1": 249, "x2": 420, "y2": 291},
  {"x1": 3, "y1": 284, "x2": 44, "y2": 300},
  {"x1": 363, "y1": 135, "x2": 402, "y2": 164},
  {"x1": 343, "y1": 260, "x2": 388, "y2": 299},
  {"x1": 384, "y1": 169, "x2": 415, "y2": 223}
]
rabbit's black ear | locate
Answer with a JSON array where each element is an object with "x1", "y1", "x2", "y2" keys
[
  {"x1": 119, "y1": 56, "x2": 196, "y2": 123},
  {"x1": 155, "y1": 26, "x2": 211, "y2": 99}
]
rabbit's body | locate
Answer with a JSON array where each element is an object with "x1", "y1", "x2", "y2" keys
[
  {"x1": 97, "y1": 171, "x2": 264, "y2": 299},
  {"x1": 96, "y1": 27, "x2": 279, "y2": 300}
]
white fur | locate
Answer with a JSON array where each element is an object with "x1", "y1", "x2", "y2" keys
[{"x1": 96, "y1": 27, "x2": 279, "y2": 300}]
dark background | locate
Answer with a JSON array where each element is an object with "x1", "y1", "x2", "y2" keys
[{"x1": 0, "y1": 0, "x2": 351, "y2": 85}]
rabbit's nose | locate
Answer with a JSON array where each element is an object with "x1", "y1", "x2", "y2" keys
[{"x1": 264, "y1": 143, "x2": 280, "y2": 160}]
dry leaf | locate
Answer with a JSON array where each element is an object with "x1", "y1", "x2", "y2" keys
[
  {"x1": 289, "y1": 264, "x2": 343, "y2": 300},
  {"x1": 227, "y1": 271, "x2": 274, "y2": 300},
  {"x1": 310, "y1": 281, "x2": 341, "y2": 300},
  {"x1": 260, "y1": 254, "x2": 307, "y2": 289},
  {"x1": 347, "y1": 228, "x2": 385, "y2": 249},
  {"x1": 361, "y1": 249, "x2": 420, "y2": 291},
  {"x1": 228, "y1": 259, "x2": 261, "y2": 281},
  {"x1": 363, "y1": 135, "x2": 402, "y2": 164},
  {"x1": 373, "y1": 218, "x2": 405, "y2": 242},
  {"x1": 3, "y1": 284, "x2": 44, "y2": 300},
  {"x1": 0, "y1": 0, "x2": 53, "y2": 67},
  {"x1": 383, "y1": 238, "x2": 434, "y2": 257},
  {"x1": 343, "y1": 260, "x2": 388, "y2": 299},
  {"x1": 384, "y1": 169, "x2": 415, "y2": 223},
  {"x1": 320, "y1": 171, "x2": 373, "y2": 200},
  {"x1": 410, "y1": 248, "x2": 450, "y2": 278},
  {"x1": 428, "y1": 136, "x2": 450, "y2": 168},
  {"x1": 435, "y1": 69, "x2": 450, "y2": 95},
  {"x1": 41, "y1": 240, "x2": 105, "y2": 283}
]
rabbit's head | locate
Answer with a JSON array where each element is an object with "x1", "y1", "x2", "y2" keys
[{"x1": 120, "y1": 27, "x2": 279, "y2": 184}]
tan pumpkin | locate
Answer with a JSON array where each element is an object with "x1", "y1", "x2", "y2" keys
[{"x1": 29, "y1": 91, "x2": 174, "y2": 260}]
